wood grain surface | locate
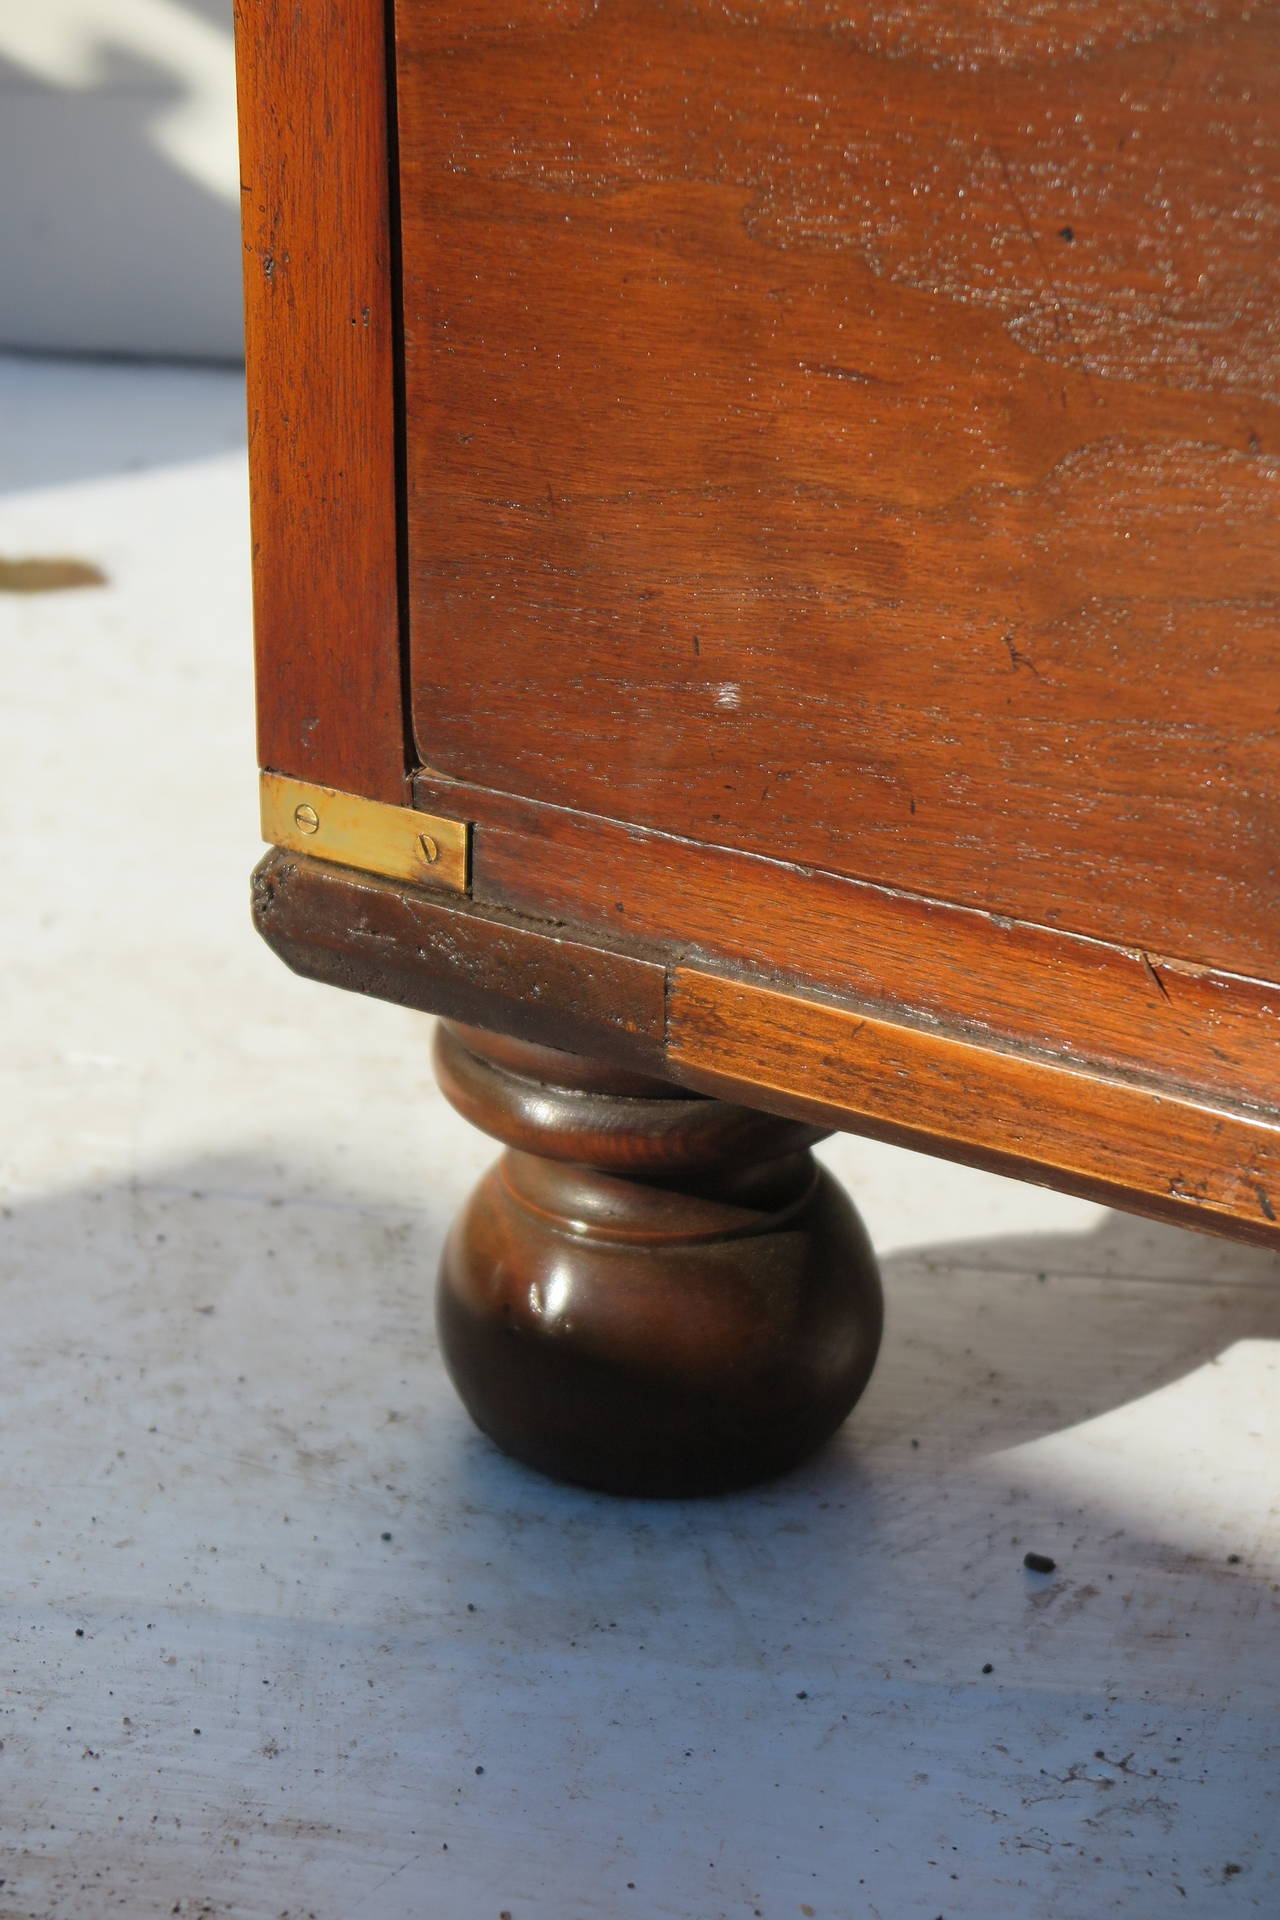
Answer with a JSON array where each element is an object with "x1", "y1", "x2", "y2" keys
[
  {"x1": 669, "y1": 968, "x2": 1280, "y2": 1247},
  {"x1": 241, "y1": 2, "x2": 1280, "y2": 1244},
  {"x1": 250, "y1": 845, "x2": 1280, "y2": 1249},
  {"x1": 413, "y1": 769, "x2": 1280, "y2": 1119},
  {"x1": 397, "y1": 0, "x2": 1280, "y2": 976},
  {"x1": 236, "y1": 0, "x2": 408, "y2": 801}
]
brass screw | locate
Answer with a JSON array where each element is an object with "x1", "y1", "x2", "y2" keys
[
  {"x1": 294, "y1": 803, "x2": 320, "y2": 834},
  {"x1": 418, "y1": 832, "x2": 440, "y2": 865}
]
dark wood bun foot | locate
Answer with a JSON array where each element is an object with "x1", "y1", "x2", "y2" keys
[{"x1": 433, "y1": 1022, "x2": 883, "y2": 1497}]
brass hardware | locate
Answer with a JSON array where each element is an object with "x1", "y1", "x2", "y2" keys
[{"x1": 260, "y1": 772, "x2": 469, "y2": 893}]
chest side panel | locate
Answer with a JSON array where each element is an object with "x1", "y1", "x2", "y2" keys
[{"x1": 397, "y1": 0, "x2": 1280, "y2": 977}]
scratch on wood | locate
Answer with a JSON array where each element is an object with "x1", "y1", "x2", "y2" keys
[
  {"x1": 1002, "y1": 632, "x2": 1044, "y2": 681},
  {"x1": 989, "y1": 144, "x2": 1097, "y2": 397},
  {"x1": 798, "y1": 361, "x2": 888, "y2": 387},
  {"x1": 1139, "y1": 951, "x2": 1172, "y2": 1005}
]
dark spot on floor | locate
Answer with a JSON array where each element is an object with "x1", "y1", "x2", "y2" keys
[{"x1": 0, "y1": 556, "x2": 107, "y2": 593}]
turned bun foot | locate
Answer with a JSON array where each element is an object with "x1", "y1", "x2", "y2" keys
[{"x1": 434, "y1": 1022, "x2": 883, "y2": 1497}]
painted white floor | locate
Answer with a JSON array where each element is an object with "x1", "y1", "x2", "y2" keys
[{"x1": 1, "y1": 354, "x2": 1277, "y2": 1920}]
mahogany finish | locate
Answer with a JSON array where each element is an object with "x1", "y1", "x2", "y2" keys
[
  {"x1": 238, "y1": 0, "x2": 1280, "y2": 1491},
  {"x1": 415, "y1": 769, "x2": 1280, "y2": 1120},
  {"x1": 255, "y1": 846, "x2": 1280, "y2": 1247},
  {"x1": 670, "y1": 970, "x2": 1280, "y2": 1249},
  {"x1": 397, "y1": 0, "x2": 1280, "y2": 977},
  {"x1": 235, "y1": 0, "x2": 407, "y2": 801},
  {"x1": 433, "y1": 1022, "x2": 883, "y2": 1495}
]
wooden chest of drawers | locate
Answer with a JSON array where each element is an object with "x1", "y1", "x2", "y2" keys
[{"x1": 236, "y1": 0, "x2": 1280, "y2": 1492}]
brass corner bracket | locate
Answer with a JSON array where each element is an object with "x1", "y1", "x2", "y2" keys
[{"x1": 260, "y1": 772, "x2": 470, "y2": 894}]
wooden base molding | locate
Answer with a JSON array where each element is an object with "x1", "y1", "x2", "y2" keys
[
  {"x1": 254, "y1": 851, "x2": 1280, "y2": 1248},
  {"x1": 432, "y1": 1022, "x2": 884, "y2": 1496}
]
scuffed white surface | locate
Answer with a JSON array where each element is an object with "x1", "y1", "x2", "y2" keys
[{"x1": 1, "y1": 355, "x2": 1277, "y2": 1918}]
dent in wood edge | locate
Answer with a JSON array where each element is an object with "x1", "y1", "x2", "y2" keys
[{"x1": 250, "y1": 848, "x2": 669, "y2": 1071}]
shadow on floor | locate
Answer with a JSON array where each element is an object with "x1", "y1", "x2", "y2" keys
[
  {"x1": 0, "y1": 352, "x2": 245, "y2": 498},
  {"x1": 5, "y1": 1157, "x2": 1277, "y2": 1917},
  {"x1": 8, "y1": 1156, "x2": 1276, "y2": 1484}
]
